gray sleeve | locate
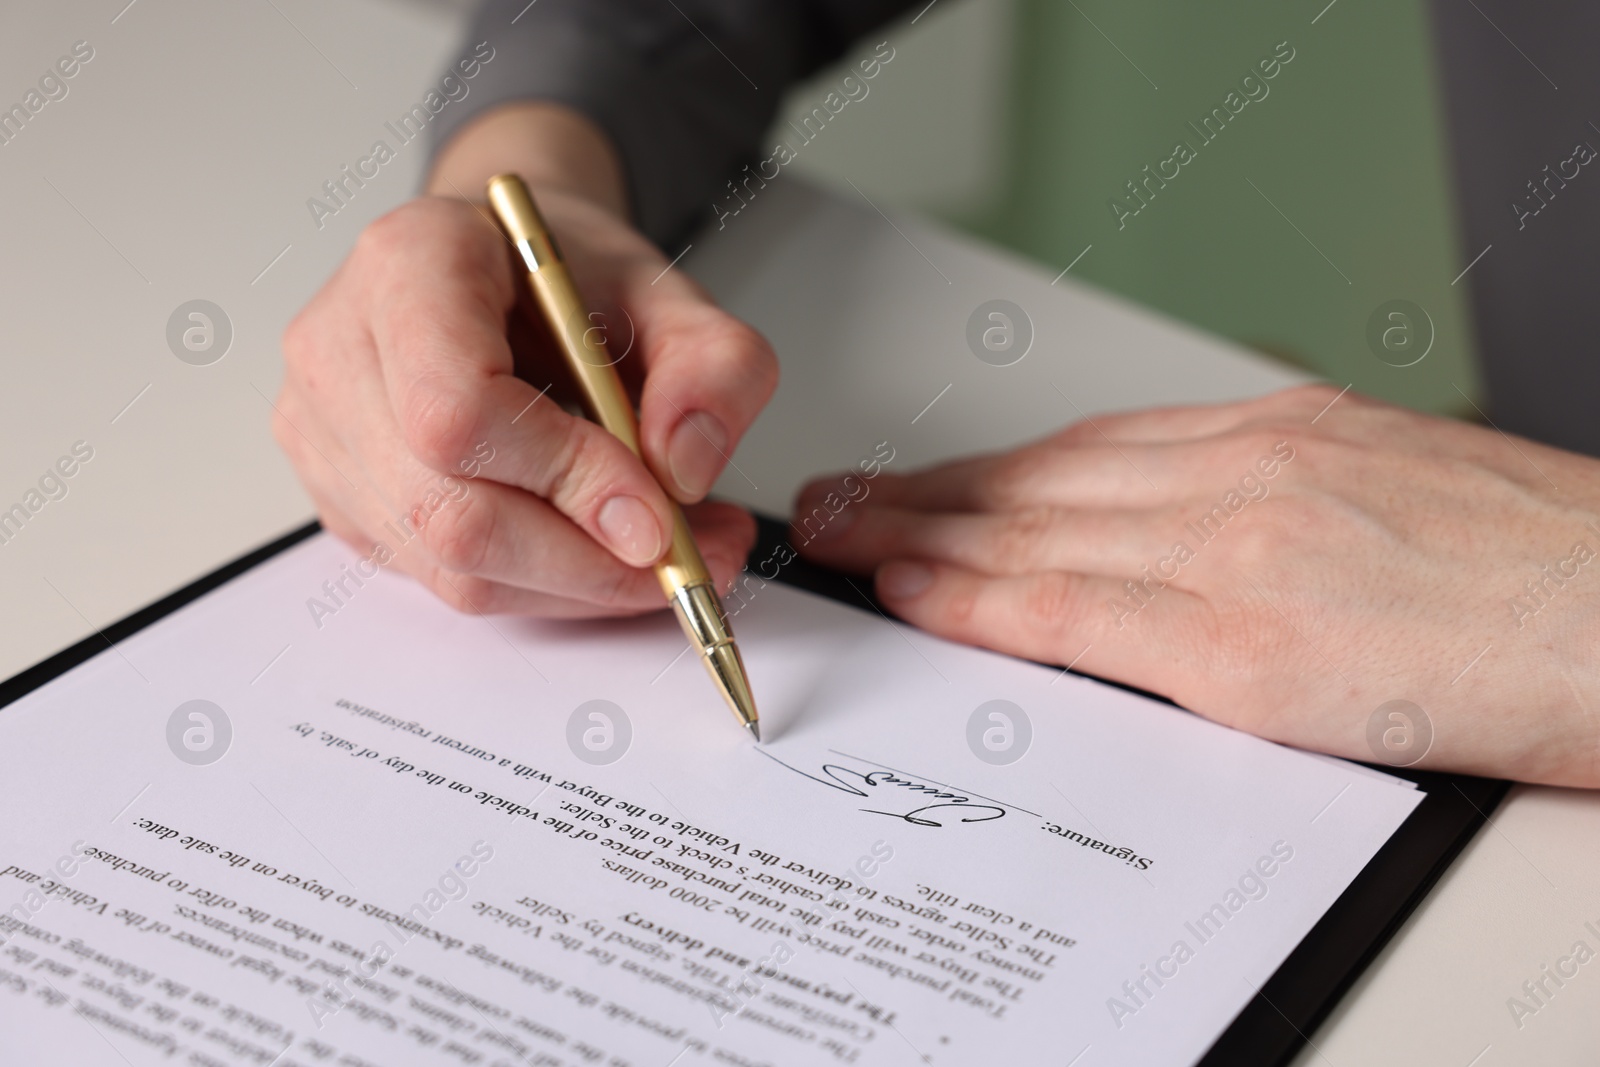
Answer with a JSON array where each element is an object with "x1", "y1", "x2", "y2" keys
[
  {"x1": 429, "y1": 0, "x2": 918, "y2": 248},
  {"x1": 1427, "y1": 1, "x2": 1600, "y2": 457}
]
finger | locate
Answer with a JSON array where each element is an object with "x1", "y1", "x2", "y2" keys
[
  {"x1": 683, "y1": 500, "x2": 762, "y2": 591},
  {"x1": 397, "y1": 471, "x2": 755, "y2": 608},
  {"x1": 298, "y1": 466, "x2": 624, "y2": 616},
  {"x1": 631, "y1": 290, "x2": 779, "y2": 504},
  {"x1": 287, "y1": 347, "x2": 758, "y2": 615},
  {"x1": 346, "y1": 438, "x2": 755, "y2": 611},
  {"x1": 800, "y1": 444, "x2": 1170, "y2": 514},
  {"x1": 530, "y1": 196, "x2": 779, "y2": 505},
  {"x1": 309, "y1": 471, "x2": 755, "y2": 619},
  {"x1": 411, "y1": 563, "x2": 662, "y2": 619},
  {"x1": 284, "y1": 372, "x2": 753, "y2": 614},
  {"x1": 804, "y1": 427, "x2": 1306, "y2": 517},
  {"x1": 872, "y1": 560, "x2": 1201, "y2": 694},
  {"x1": 411, "y1": 502, "x2": 754, "y2": 617},
  {"x1": 797, "y1": 503, "x2": 1183, "y2": 578},
  {"x1": 308, "y1": 479, "x2": 661, "y2": 619},
  {"x1": 360, "y1": 201, "x2": 678, "y2": 568},
  {"x1": 402, "y1": 372, "x2": 683, "y2": 571}
]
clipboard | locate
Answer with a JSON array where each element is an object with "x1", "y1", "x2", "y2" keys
[
  {"x1": 752, "y1": 515, "x2": 1509, "y2": 1066},
  {"x1": 0, "y1": 516, "x2": 1509, "y2": 1067}
]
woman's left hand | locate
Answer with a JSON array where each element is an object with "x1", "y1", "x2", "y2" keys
[{"x1": 794, "y1": 385, "x2": 1600, "y2": 787}]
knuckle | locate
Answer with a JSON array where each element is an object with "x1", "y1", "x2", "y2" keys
[
  {"x1": 995, "y1": 508, "x2": 1056, "y2": 566},
  {"x1": 720, "y1": 320, "x2": 780, "y2": 393},
  {"x1": 541, "y1": 422, "x2": 616, "y2": 514},
  {"x1": 1279, "y1": 383, "x2": 1341, "y2": 409},
  {"x1": 656, "y1": 317, "x2": 780, "y2": 410},
  {"x1": 1214, "y1": 512, "x2": 1280, "y2": 571},
  {"x1": 357, "y1": 205, "x2": 414, "y2": 262},
  {"x1": 1242, "y1": 427, "x2": 1295, "y2": 461},
  {"x1": 361, "y1": 199, "x2": 447, "y2": 256},
  {"x1": 421, "y1": 490, "x2": 495, "y2": 574},
  {"x1": 359, "y1": 199, "x2": 498, "y2": 286},
  {"x1": 1271, "y1": 383, "x2": 1371, "y2": 422},
  {"x1": 940, "y1": 579, "x2": 981, "y2": 631},
  {"x1": 1053, "y1": 420, "x2": 1101, "y2": 447},
  {"x1": 401, "y1": 378, "x2": 482, "y2": 472},
  {"x1": 1023, "y1": 572, "x2": 1083, "y2": 632},
  {"x1": 280, "y1": 308, "x2": 316, "y2": 365}
]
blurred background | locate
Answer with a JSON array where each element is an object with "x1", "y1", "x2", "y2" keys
[
  {"x1": 0, "y1": 0, "x2": 1473, "y2": 674},
  {"x1": 775, "y1": 0, "x2": 1477, "y2": 414}
]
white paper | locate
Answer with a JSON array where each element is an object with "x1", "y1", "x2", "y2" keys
[{"x1": 0, "y1": 534, "x2": 1420, "y2": 1066}]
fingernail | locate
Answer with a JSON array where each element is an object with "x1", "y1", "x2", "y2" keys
[
  {"x1": 668, "y1": 412, "x2": 728, "y2": 500},
  {"x1": 878, "y1": 561, "x2": 933, "y2": 599},
  {"x1": 599, "y1": 496, "x2": 664, "y2": 565}
]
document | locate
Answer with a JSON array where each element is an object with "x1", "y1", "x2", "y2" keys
[{"x1": 0, "y1": 534, "x2": 1420, "y2": 1066}]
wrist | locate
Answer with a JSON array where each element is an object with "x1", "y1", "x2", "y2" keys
[
  {"x1": 1550, "y1": 589, "x2": 1600, "y2": 785},
  {"x1": 427, "y1": 101, "x2": 629, "y2": 220}
]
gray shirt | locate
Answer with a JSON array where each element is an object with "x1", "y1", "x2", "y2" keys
[
  {"x1": 429, "y1": 0, "x2": 913, "y2": 249},
  {"x1": 431, "y1": 0, "x2": 1600, "y2": 456},
  {"x1": 1427, "y1": 1, "x2": 1600, "y2": 456}
]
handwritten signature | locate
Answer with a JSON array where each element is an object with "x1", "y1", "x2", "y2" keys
[{"x1": 759, "y1": 751, "x2": 1005, "y2": 827}]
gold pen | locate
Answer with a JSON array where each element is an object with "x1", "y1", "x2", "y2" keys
[{"x1": 485, "y1": 173, "x2": 760, "y2": 742}]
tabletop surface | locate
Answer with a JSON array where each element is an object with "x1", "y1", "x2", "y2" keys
[{"x1": 1, "y1": 2, "x2": 1595, "y2": 1063}]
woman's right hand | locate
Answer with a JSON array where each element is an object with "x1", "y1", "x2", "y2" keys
[{"x1": 274, "y1": 104, "x2": 778, "y2": 617}]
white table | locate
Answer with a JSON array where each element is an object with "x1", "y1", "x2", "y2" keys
[{"x1": 2, "y1": 2, "x2": 1595, "y2": 1063}]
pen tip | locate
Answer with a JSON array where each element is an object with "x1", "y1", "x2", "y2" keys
[{"x1": 746, "y1": 720, "x2": 761, "y2": 744}]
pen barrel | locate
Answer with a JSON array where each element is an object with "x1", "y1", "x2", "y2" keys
[
  {"x1": 486, "y1": 174, "x2": 711, "y2": 596},
  {"x1": 525, "y1": 259, "x2": 642, "y2": 451}
]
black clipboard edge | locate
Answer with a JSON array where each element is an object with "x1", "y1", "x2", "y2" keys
[
  {"x1": 1202, "y1": 767, "x2": 1507, "y2": 1066},
  {"x1": 0, "y1": 516, "x2": 1507, "y2": 1067},
  {"x1": 0, "y1": 521, "x2": 321, "y2": 713}
]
